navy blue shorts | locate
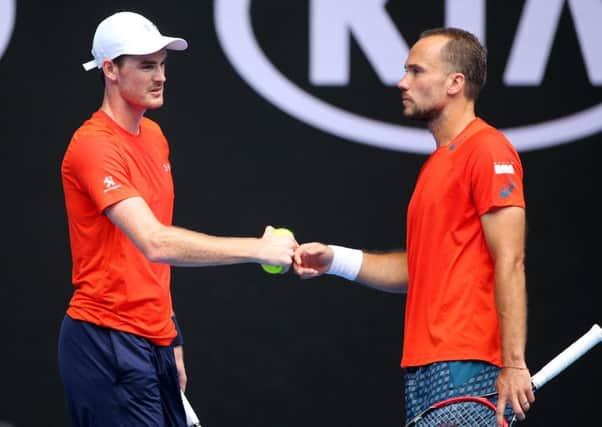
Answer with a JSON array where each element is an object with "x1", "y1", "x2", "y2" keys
[{"x1": 58, "y1": 315, "x2": 186, "y2": 427}]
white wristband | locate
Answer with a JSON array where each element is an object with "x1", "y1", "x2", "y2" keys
[{"x1": 326, "y1": 245, "x2": 363, "y2": 281}]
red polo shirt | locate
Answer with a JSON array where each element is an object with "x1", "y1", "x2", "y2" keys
[
  {"x1": 61, "y1": 110, "x2": 176, "y2": 346},
  {"x1": 402, "y1": 118, "x2": 525, "y2": 367}
]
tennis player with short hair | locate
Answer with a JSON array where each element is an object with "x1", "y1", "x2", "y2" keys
[
  {"x1": 293, "y1": 28, "x2": 533, "y2": 427},
  {"x1": 59, "y1": 11, "x2": 297, "y2": 426}
]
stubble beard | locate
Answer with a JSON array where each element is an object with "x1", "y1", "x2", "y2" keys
[{"x1": 402, "y1": 103, "x2": 440, "y2": 122}]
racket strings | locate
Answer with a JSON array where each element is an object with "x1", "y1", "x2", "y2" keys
[{"x1": 413, "y1": 401, "x2": 497, "y2": 426}]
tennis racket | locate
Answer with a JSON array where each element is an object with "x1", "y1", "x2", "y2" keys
[
  {"x1": 181, "y1": 390, "x2": 202, "y2": 427},
  {"x1": 405, "y1": 323, "x2": 602, "y2": 427}
]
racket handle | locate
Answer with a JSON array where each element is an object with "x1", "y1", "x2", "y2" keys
[
  {"x1": 531, "y1": 323, "x2": 602, "y2": 389},
  {"x1": 181, "y1": 390, "x2": 202, "y2": 427}
]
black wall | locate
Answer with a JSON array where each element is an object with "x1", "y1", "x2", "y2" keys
[{"x1": 0, "y1": 1, "x2": 599, "y2": 426}]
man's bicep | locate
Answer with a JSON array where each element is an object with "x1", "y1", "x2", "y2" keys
[
  {"x1": 480, "y1": 206, "x2": 526, "y2": 260},
  {"x1": 105, "y1": 196, "x2": 163, "y2": 254}
]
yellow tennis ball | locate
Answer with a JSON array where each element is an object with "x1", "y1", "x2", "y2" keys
[
  {"x1": 261, "y1": 264, "x2": 285, "y2": 274},
  {"x1": 261, "y1": 228, "x2": 294, "y2": 274}
]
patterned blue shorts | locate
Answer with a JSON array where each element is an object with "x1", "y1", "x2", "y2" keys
[{"x1": 403, "y1": 361, "x2": 516, "y2": 424}]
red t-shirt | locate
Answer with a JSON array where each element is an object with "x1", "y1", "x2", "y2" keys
[
  {"x1": 402, "y1": 118, "x2": 525, "y2": 367},
  {"x1": 61, "y1": 110, "x2": 176, "y2": 346}
]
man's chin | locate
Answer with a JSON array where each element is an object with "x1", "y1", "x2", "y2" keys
[
  {"x1": 145, "y1": 100, "x2": 164, "y2": 110},
  {"x1": 403, "y1": 108, "x2": 436, "y2": 122}
]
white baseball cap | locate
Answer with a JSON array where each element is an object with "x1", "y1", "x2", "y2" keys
[{"x1": 82, "y1": 11, "x2": 188, "y2": 71}]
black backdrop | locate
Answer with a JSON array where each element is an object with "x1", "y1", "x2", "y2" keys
[{"x1": 0, "y1": 1, "x2": 600, "y2": 426}]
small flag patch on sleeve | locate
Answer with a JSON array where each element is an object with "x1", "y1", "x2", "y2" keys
[{"x1": 494, "y1": 162, "x2": 515, "y2": 174}]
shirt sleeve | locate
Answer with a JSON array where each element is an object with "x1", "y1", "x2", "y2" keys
[
  {"x1": 67, "y1": 134, "x2": 140, "y2": 213},
  {"x1": 469, "y1": 130, "x2": 526, "y2": 215}
]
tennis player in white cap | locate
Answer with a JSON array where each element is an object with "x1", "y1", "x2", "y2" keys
[{"x1": 59, "y1": 11, "x2": 297, "y2": 426}]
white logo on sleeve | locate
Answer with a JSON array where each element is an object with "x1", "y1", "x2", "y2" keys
[
  {"x1": 103, "y1": 176, "x2": 122, "y2": 193},
  {"x1": 494, "y1": 162, "x2": 515, "y2": 175}
]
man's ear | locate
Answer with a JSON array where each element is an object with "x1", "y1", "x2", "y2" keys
[
  {"x1": 447, "y1": 72, "x2": 465, "y2": 96},
  {"x1": 101, "y1": 60, "x2": 118, "y2": 82}
]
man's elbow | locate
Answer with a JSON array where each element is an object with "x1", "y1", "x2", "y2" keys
[{"x1": 140, "y1": 229, "x2": 171, "y2": 263}]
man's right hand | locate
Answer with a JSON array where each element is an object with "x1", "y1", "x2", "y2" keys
[
  {"x1": 257, "y1": 225, "x2": 298, "y2": 269},
  {"x1": 293, "y1": 242, "x2": 333, "y2": 279}
]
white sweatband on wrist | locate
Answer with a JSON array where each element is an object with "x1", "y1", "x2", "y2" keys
[{"x1": 326, "y1": 245, "x2": 363, "y2": 281}]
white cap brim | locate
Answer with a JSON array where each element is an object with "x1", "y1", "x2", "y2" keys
[{"x1": 81, "y1": 36, "x2": 188, "y2": 71}]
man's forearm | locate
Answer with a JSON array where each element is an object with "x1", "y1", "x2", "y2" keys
[{"x1": 496, "y1": 264, "x2": 528, "y2": 367}]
